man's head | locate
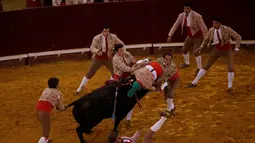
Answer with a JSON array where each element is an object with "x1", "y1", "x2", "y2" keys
[
  {"x1": 102, "y1": 25, "x2": 110, "y2": 37},
  {"x1": 213, "y1": 16, "x2": 222, "y2": 29},
  {"x1": 48, "y1": 77, "x2": 59, "y2": 88},
  {"x1": 163, "y1": 52, "x2": 173, "y2": 66},
  {"x1": 114, "y1": 44, "x2": 125, "y2": 57},
  {"x1": 184, "y1": 2, "x2": 192, "y2": 15}
]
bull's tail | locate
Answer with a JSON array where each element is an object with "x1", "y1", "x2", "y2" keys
[{"x1": 65, "y1": 100, "x2": 77, "y2": 108}]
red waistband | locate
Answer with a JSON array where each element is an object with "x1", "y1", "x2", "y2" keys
[
  {"x1": 36, "y1": 100, "x2": 53, "y2": 113},
  {"x1": 95, "y1": 52, "x2": 108, "y2": 60},
  {"x1": 215, "y1": 42, "x2": 231, "y2": 50},
  {"x1": 168, "y1": 71, "x2": 180, "y2": 81},
  {"x1": 113, "y1": 72, "x2": 131, "y2": 80},
  {"x1": 186, "y1": 27, "x2": 203, "y2": 38}
]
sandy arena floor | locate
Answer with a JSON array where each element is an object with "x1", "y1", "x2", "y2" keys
[{"x1": 0, "y1": 52, "x2": 255, "y2": 143}]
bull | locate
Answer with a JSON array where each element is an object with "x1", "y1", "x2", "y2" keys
[{"x1": 66, "y1": 76, "x2": 149, "y2": 143}]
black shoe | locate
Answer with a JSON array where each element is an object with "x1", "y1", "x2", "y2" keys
[
  {"x1": 187, "y1": 83, "x2": 197, "y2": 88},
  {"x1": 180, "y1": 63, "x2": 190, "y2": 69}
]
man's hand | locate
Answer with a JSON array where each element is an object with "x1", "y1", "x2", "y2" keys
[
  {"x1": 196, "y1": 46, "x2": 203, "y2": 54},
  {"x1": 58, "y1": 106, "x2": 67, "y2": 111},
  {"x1": 97, "y1": 51, "x2": 103, "y2": 56},
  {"x1": 108, "y1": 52, "x2": 113, "y2": 58},
  {"x1": 233, "y1": 48, "x2": 239, "y2": 55},
  {"x1": 167, "y1": 36, "x2": 172, "y2": 43},
  {"x1": 150, "y1": 86, "x2": 156, "y2": 91}
]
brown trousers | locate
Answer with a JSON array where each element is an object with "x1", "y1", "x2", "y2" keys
[
  {"x1": 203, "y1": 47, "x2": 234, "y2": 72},
  {"x1": 143, "y1": 129, "x2": 155, "y2": 143},
  {"x1": 164, "y1": 77, "x2": 180, "y2": 99},
  {"x1": 85, "y1": 57, "x2": 114, "y2": 79},
  {"x1": 183, "y1": 36, "x2": 203, "y2": 56},
  {"x1": 36, "y1": 110, "x2": 51, "y2": 138}
]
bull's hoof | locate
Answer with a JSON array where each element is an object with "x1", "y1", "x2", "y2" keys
[
  {"x1": 108, "y1": 131, "x2": 119, "y2": 142},
  {"x1": 84, "y1": 130, "x2": 94, "y2": 134}
]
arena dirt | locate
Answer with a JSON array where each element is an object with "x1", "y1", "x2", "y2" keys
[{"x1": 0, "y1": 52, "x2": 254, "y2": 143}]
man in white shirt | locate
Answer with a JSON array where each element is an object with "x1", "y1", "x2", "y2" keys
[
  {"x1": 74, "y1": 26, "x2": 124, "y2": 95},
  {"x1": 187, "y1": 16, "x2": 242, "y2": 93},
  {"x1": 167, "y1": 2, "x2": 208, "y2": 75}
]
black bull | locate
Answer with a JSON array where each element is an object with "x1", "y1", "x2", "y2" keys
[{"x1": 66, "y1": 77, "x2": 149, "y2": 143}]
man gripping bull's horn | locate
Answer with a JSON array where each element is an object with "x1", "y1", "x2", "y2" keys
[{"x1": 112, "y1": 43, "x2": 148, "y2": 125}]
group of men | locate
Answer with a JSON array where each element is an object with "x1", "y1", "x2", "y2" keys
[
  {"x1": 73, "y1": 1, "x2": 241, "y2": 142},
  {"x1": 167, "y1": 2, "x2": 241, "y2": 93},
  {"x1": 73, "y1": 24, "x2": 179, "y2": 142}
]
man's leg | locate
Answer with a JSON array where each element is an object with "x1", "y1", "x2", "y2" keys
[
  {"x1": 188, "y1": 48, "x2": 220, "y2": 87},
  {"x1": 127, "y1": 81, "x2": 142, "y2": 98},
  {"x1": 75, "y1": 58, "x2": 102, "y2": 95},
  {"x1": 37, "y1": 111, "x2": 52, "y2": 143},
  {"x1": 226, "y1": 49, "x2": 235, "y2": 93},
  {"x1": 105, "y1": 58, "x2": 114, "y2": 80},
  {"x1": 126, "y1": 109, "x2": 133, "y2": 123},
  {"x1": 131, "y1": 130, "x2": 141, "y2": 142},
  {"x1": 193, "y1": 37, "x2": 204, "y2": 75},
  {"x1": 180, "y1": 37, "x2": 192, "y2": 69},
  {"x1": 143, "y1": 116, "x2": 168, "y2": 143},
  {"x1": 161, "y1": 77, "x2": 180, "y2": 116}
]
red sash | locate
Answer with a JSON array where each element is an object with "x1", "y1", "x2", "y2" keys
[
  {"x1": 186, "y1": 27, "x2": 203, "y2": 38},
  {"x1": 149, "y1": 62, "x2": 163, "y2": 77}
]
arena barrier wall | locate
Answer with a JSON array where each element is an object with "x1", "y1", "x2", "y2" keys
[{"x1": 0, "y1": 0, "x2": 254, "y2": 61}]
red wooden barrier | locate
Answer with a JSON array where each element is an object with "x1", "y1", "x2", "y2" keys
[{"x1": 0, "y1": 0, "x2": 254, "y2": 57}]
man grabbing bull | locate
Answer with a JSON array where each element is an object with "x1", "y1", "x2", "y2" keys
[
  {"x1": 187, "y1": 17, "x2": 242, "y2": 93},
  {"x1": 113, "y1": 44, "x2": 140, "y2": 80},
  {"x1": 113, "y1": 43, "x2": 147, "y2": 124}
]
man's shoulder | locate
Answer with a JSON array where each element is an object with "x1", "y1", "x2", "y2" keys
[
  {"x1": 93, "y1": 34, "x2": 101, "y2": 40},
  {"x1": 178, "y1": 12, "x2": 185, "y2": 17},
  {"x1": 208, "y1": 27, "x2": 214, "y2": 32},
  {"x1": 157, "y1": 57, "x2": 164, "y2": 63},
  {"x1": 124, "y1": 51, "x2": 132, "y2": 56},
  {"x1": 109, "y1": 33, "x2": 117, "y2": 38},
  {"x1": 113, "y1": 54, "x2": 121, "y2": 61}
]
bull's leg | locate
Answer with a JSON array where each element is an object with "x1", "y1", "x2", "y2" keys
[
  {"x1": 76, "y1": 126, "x2": 86, "y2": 143},
  {"x1": 83, "y1": 114, "x2": 103, "y2": 134},
  {"x1": 108, "y1": 114, "x2": 126, "y2": 142}
]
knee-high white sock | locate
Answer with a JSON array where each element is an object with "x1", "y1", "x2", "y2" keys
[
  {"x1": 126, "y1": 109, "x2": 133, "y2": 121},
  {"x1": 183, "y1": 53, "x2": 190, "y2": 65},
  {"x1": 228, "y1": 72, "x2": 234, "y2": 88},
  {"x1": 195, "y1": 56, "x2": 202, "y2": 69},
  {"x1": 38, "y1": 137, "x2": 48, "y2": 143},
  {"x1": 77, "y1": 76, "x2": 89, "y2": 92},
  {"x1": 192, "y1": 68, "x2": 206, "y2": 85},
  {"x1": 166, "y1": 98, "x2": 173, "y2": 111},
  {"x1": 150, "y1": 117, "x2": 167, "y2": 132}
]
